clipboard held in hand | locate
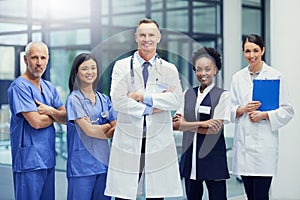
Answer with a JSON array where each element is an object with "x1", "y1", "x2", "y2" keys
[{"x1": 252, "y1": 79, "x2": 280, "y2": 111}]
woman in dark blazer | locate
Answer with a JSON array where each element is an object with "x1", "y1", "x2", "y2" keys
[{"x1": 173, "y1": 47, "x2": 230, "y2": 200}]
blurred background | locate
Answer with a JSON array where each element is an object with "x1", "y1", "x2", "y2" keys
[{"x1": 0, "y1": 0, "x2": 299, "y2": 199}]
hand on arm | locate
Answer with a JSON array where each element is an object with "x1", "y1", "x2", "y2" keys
[
  {"x1": 173, "y1": 113, "x2": 223, "y2": 134},
  {"x1": 104, "y1": 120, "x2": 116, "y2": 138},
  {"x1": 197, "y1": 119, "x2": 223, "y2": 134},
  {"x1": 161, "y1": 86, "x2": 174, "y2": 93},
  {"x1": 236, "y1": 100, "x2": 268, "y2": 122},
  {"x1": 172, "y1": 113, "x2": 183, "y2": 130},
  {"x1": 75, "y1": 116, "x2": 112, "y2": 139},
  {"x1": 173, "y1": 113, "x2": 203, "y2": 132},
  {"x1": 151, "y1": 87, "x2": 174, "y2": 113},
  {"x1": 236, "y1": 101, "x2": 261, "y2": 118},
  {"x1": 35, "y1": 100, "x2": 67, "y2": 124},
  {"x1": 127, "y1": 92, "x2": 164, "y2": 114},
  {"x1": 22, "y1": 111, "x2": 54, "y2": 129},
  {"x1": 248, "y1": 111, "x2": 269, "y2": 122},
  {"x1": 153, "y1": 108, "x2": 164, "y2": 113},
  {"x1": 127, "y1": 92, "x2": 144, "y2": 102}
]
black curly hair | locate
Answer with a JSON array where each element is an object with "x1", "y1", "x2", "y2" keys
[{"x1": 191, "y1": 47, "x2": 222, "y2": 71}]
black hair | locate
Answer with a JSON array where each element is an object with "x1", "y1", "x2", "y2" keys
[
  {"x1": 242, "y1": 34, "x2": 265, "y2": 51},
  {"x1": 68, "y1": 53, "x2": 99, "y2": 93},
  {"x1": 191, "y1": 47, "x2": 222, "y2": 71}
]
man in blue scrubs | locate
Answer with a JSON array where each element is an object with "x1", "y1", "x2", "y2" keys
[{"x1": 7, "y1": 41, "x2": 66, "y2": 200}]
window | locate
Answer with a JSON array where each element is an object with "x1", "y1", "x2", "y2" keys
[
  {"x1": 0, "y1": 47, "x2": 15, "y2": 80},
  {"x1": 242, "y1": 7, "x2": 262, "y2": 35},
  {"x1": 242, "y1": 0, "x2": 264, "y2": 67},
  {"x1": 193, "y1": 3, "x2": 221, "y2": 34}
]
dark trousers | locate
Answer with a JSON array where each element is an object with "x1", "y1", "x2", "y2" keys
[
  {"x1": 185, "y1": 178, "x2": 227, "y2": 200},
  {"x1": 241, "y1": 176, "x2": 273, "y2": 200},
  {"x1": 139, "y1": 134, "x2": 146, "y2": 180}
]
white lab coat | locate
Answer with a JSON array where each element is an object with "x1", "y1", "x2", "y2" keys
[
  {"x1": 105, "y1": 54, "x2": 183, "y2": 199},
  {"x1": 230, "y1": 62, "x2": 294, "y2": 176}
]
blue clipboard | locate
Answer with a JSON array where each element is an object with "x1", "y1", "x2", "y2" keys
[{"x1": 252, "y1": 79, "x2": 280, "y2": 111}]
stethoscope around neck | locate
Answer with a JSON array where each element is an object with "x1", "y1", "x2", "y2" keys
[
  {"x1": 79, "y1": 90, "x2": 109, "y2": 122},
  {"x1": 130, "y1": 53, "x2": 162, "y2": 84}
]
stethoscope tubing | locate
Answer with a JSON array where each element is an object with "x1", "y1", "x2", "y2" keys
[{"x1": 130, "y1": 53, "x2": 162, "y2": 84}]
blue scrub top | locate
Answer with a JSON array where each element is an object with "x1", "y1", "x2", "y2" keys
[
  {"x1": 66, "y1": 90, "x2": 116, "y2": 177},
  {"x1": 8, "y1": 77, "x2": 63, "y2": 172}
]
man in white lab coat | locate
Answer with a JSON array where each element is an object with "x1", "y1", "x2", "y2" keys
[{"x1": 105, "y1": 18, "x2": 183, "y2": 199}]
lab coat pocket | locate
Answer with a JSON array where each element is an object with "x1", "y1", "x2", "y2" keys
[{"x1": 14, "y1": 145, "x2": 41, "y2": 171}]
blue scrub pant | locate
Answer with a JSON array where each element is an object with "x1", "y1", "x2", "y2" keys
[
  {"x1": 67, "y1": 173, "x2": 111, "y2": 200},
  {"x1": 185, "y1": 178, "x2": 227, "y2": 200},
  {"x1": 241, "y1": 176, "x2": 273, "y2": 200},
  {"x1": 13, "y1": 168, "x2": 55, "y2": 200}
]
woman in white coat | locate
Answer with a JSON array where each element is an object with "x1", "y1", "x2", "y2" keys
[
  {"x1": 230, "y1": 34, "x2": 294, "y2": 200},
  {"x1": 105, "y1": 18, "x2": 183, "y2": 200}
]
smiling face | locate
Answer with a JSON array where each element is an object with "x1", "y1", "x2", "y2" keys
[
  {"x1": 195, "y1": 56, "x2": 217, "y2": 90},
  {"x1": 243, "y1": 40, "x2": 265, "y2": 68},
  {"x1": 77, "y1": 59, "x2": 98, "y2": 87},
  {"x1": 135, "y1": 22, "x2": 161, "y2": 59}
]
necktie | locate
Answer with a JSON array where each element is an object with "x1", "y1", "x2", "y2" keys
[
  {"x1": 140, "y1": 62, "x2": 150, "y2": 179},
  {"x1": 142, "y1": 62, "x2": 150, "y2": 88}
]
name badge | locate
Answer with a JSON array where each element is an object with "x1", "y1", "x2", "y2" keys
[{"x1": 198, "y1": 105, "x2": 211, "y2": 114}]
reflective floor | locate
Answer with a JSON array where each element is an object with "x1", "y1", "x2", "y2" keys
[{"x1": 0, "y1": 140, "x2": 246, "y2": 200}]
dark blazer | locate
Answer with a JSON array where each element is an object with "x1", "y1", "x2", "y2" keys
[{"x1": 180, "y1": 86, "x2": 229, "y2": 180}]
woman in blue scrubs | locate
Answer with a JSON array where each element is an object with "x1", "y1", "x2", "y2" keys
[{"x1": 66, "y1": 53, "x2": 116, "y2": 200}]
